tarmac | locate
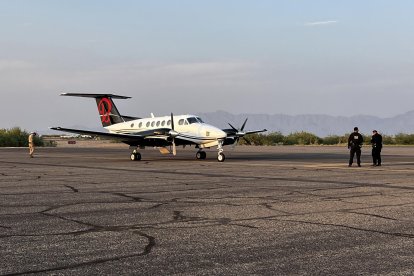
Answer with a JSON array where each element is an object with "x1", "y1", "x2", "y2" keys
[{"x1": 1, "y1": 145, "x2": 414, "y2": 275}]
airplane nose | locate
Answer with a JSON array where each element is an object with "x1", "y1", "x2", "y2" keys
[
  {"x1": 218, "y1": 129, "x2": 227, "y2": 139},
  {"x1": 203, "y1": 125, "x2": 227, "y2": 139},
  {"x1": 214, "y1": 128, "x2": 227, "y2": 139}
]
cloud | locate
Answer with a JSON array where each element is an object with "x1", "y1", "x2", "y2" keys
[{"x1": 304, "y1": 20, "x2": 338, "y2": 27}]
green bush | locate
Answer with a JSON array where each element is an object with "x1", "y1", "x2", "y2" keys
[
  {"x1": 240, "y1": 131, "x2": 414, "y2": 146},
  {"x1": 0, "y1": 127, "x2": 44, "y2": 147},
  {"x1": 394, "y1": 133, "x2": 414, "y2": 145},
  {"x1": 284, "y1": 132, "x2": 322, "y2": 145},
  {"x1": 321, "y1": 135, "x2": 348, "y2": 145},
  {"x1": 382, "y1": 135, "x2": 396, "y2": 145}
]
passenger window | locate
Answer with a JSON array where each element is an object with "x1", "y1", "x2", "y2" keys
[
  {"x1": 156, "y1": 121, "x2": 160, "y2": 127},
  {"x1": 130, "y1": 123, "x2": 134, "y2": 128},
  {"x1": 161, "y1": 120, "x2": 165, "y2": 126},
  {"x1": 151, "y1": 121, "x2": 155, "y2": 127},
  {"x1": 139, "y1": 122, "x2": 142, "y2": 128},
  {"x1": 146, "y1": 122, "x2": 150, "y2": 127},
  {"x1": 167, "y1": 120, "x2": 171, "y2": 126},
  {"x1": 178, "y1": 119, "x2": 184, "y2": 125}
]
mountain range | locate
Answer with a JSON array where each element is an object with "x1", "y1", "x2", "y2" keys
[
  {"x1": 47, "y1": 110, "x2": 414, "y2": 137},
  {"x1": 196, "y1": 110, "x2": 414, "y2": 137}
]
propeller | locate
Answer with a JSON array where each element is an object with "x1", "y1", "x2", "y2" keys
[
  {"x1": 169, "y1": 113, "x2": 178, "y2": 155},
  {"x1": 228, "y1": 118, "x2": 251, "y2": 146}
]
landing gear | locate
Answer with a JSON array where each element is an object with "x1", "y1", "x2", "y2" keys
[
  {"x1": 217, "y1": 152, "x2": 225, "y2": 162},
  {"x1": 130, "y1": 150, "x2": 141, "y2": 161},
  {"x1": 196, "y1": 151, "x2": 207, "y2": 160},
  {"x1": 217, "y1": 140, "x2": 225, "y2": 162}
]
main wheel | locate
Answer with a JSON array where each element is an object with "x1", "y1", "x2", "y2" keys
[
  {"x1": 130, "y1": 152, "x2": 142, "y2": 161},
  {"x1": 130, "y1": 153, "x2": 136, "y2": 161},
  {"x1": 217, "y1": 152, "x2": 225, "y2": 162},
  {"x1": 196, "y1": 151, "x2": 207, "y2": 160},
  {"x1": 196, "y1": 151, "x2": 202, "y2": 159}
]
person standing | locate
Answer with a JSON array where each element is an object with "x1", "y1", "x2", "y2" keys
[
  {"x1": 28, "y1": 132, "x2": 37, "y2": 158},
  {"x1": 348, "y1": 127, "x2": 364, "y2": 167},
  {"x1": 371, "y1": 130, "x2": 383, "y2": 166}
]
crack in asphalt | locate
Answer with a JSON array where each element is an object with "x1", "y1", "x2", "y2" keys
[
  {"x1": 0, "y1": 208, "x2": 157, "y2": 275},
  {"x1": 280, "y1": 219, "x2": 414, "y2": 239},
  {"x1": 3, "y1": 160, "x2": 414, "y2": 192},
  {"x1": 111, "y1": 192, "x2": 143, "y2": 202},
  {"x1": 3, "y1": 230, "x2": 156, "y2": 276},
  {"x1": 0, "y1": 225, "x2": 12, "y2": 229},
  {"x1": 344, "y1": 211, "x2": 400, "y2": 221},
  {"x1": 64, "y1": 184, "x2": 79, "y2": 193}
]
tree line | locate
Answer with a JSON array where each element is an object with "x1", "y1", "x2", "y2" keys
[
  {"x1": 240, "y1": 131, "x2": 414, "y2": 146},
  {"x1": 0, "y1": 127, "x2": 44, "y2": 147},
  {"x1": 1, "y1": 127, "x2": 414, "y2": 147}
]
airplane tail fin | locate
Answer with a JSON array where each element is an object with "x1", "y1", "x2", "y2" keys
[{"x1": 61, "y1": 93, "x2": 131, "y2": 127}]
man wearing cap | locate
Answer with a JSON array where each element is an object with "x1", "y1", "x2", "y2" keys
[
  {"x1": 28, "y1": 132, "x2": 37, "y2": 158},
  {"x1": 371, "y1": 130, "x2": 383, "y2": 166},
  {"x1": 348, "y1": 127, "x2": 364, "y2": 167}
]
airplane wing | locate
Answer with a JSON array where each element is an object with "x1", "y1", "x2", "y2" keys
[
  {"x1": 222, "y1": 128, "x2": 267, "y2": 136},
  {"x1": 50, "y1": 127, "x2": 173, "y2": 146},
  {"x1": 245, "y1": 129, "x2": 267, "y2": 135}
]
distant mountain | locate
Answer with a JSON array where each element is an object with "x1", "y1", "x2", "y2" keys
[
  {"x1": 44, "y1": 110, "x2": 414, "y2": 137},
  {"x1": 196, "y1": 110, "x2": 414, "y2": 136}
]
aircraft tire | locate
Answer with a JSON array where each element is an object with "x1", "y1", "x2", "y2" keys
[
  {"x1": 217, "y1": 153, "x2": 225, "y2": 162},
  {"x1": 130, "y1": 152, "x2": 142, "y2": 161},
  {"x1": 130, "y1": 153, "x2": 136, "y2": 161},
  {"x1": 196, "y1": 151, "x2": 207, "y2": 160}
]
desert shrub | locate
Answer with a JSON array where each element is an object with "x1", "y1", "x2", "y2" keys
[
  {"x1": 382, "y1": 135, "x2": 396, "y2": 145},
  {"x1": 321, "y1": 135, "x2": 348, "y2": 145},
  {"x1": 394, "y1": 133, "x2": 414, "y2": 145},
  {"x1": 0, "y1": 127, "x2": 44, "y2": 147},
  {"x1": 284, "y1": 132, "x2": 322, "y2": 145}
]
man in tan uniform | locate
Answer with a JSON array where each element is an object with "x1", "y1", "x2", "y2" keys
[{"x1": 28, "y1": 132, "x2": 37, "y2": 157}]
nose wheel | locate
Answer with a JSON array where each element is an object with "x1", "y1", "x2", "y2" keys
[
  {"x1": 217, "y1": 152, "x2": 225, "y2": 162},
  {"x1": 130, "y1": 150, "x2": 142, "y2": 161},
  {"x1": 217, "y1": 140, "x2": 225, "y2": 162}
]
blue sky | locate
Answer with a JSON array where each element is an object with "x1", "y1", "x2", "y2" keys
[{"x1": 1, "y1": 0, "x2": 414, "y2": 131}]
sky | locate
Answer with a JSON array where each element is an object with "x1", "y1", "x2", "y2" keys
[{"x1": 1, "y1": 0, "x2": 414, "y2": 131}]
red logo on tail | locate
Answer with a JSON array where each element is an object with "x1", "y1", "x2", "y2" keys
[{"x1": 98, "y1": 98, "x2": 112, "y2": 123}]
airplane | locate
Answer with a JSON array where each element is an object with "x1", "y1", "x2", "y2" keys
[{"x1": 51, "y1": 93, "x2": 267, "y2": 162}]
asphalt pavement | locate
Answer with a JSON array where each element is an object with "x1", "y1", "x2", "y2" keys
[{"x1": 1, "y1": 145, "x2": 413, "y2": 275}]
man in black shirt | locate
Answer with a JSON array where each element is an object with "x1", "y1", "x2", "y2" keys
[
  {"x1": 348, "y1": 127, "x2": 364, "y2": 167},
  {"x1": 371, "y1": 130, "x2": 383, "y2": 166}
]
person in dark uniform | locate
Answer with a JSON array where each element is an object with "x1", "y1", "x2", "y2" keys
[
  {"x1": 370, "y1": 130, "x2": 383, "y2": 166},
  {"x1": 348, "y1": 127, "x2": 364, "y2": 167}
]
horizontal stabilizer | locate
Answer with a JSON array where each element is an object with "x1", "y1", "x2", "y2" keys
[{"x1": 61, "y1": 93, "x2": 131, "y2": 99}]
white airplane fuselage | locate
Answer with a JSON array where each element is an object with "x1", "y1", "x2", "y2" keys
[{"x1": 106, "y1": 114, "x2": 227, "y2": 148}]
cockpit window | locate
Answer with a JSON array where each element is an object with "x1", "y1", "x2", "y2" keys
[
  {"x1": 196, "y1": 117, "x2": 204, "y2": 123},
  {"x1": 187, "y1": 117, "x2": 199, "y2": 124}
]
